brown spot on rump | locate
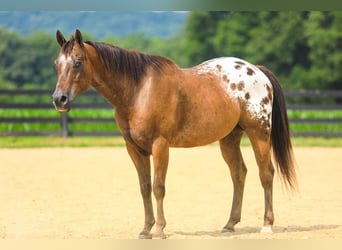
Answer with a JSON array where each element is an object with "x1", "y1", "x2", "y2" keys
[
  {"x1": 246, "y1": 67, "x2": 255, "y2": 75},
  {"x1": 266, "y1": 84, "x2": 273, "y2": 102},
  {"x1": 259, "y1": 115, "x2": 271, "y2": 132},
  {"x1": 235, "y1": 61, "x2": 246, "y2": 65},
  {"x1": 234, "y1": 64, "x2": 242, "y2": 70},
  {"x1": 216, "y1": 64, "x2": 222, "y2": 72},
  {"x1": 245, "y1": 92, "x2": 250, "y2": 100},
  {"x1": 265, "y1": 121, "x2": 271, "y2": 128},
  {"x1": 237, "y1": 81, "x2": 245, "y2": 91},
  {"x1": 222, "y1": 74, "x2": 230, "y2": 83},
  {"x1": 230, "y1": 83, "x2": 236, "y2": 91},
  {"x1": 263, "y1": 120, "x2": 271, "y2": 131},
  {"x1": 268, "y1": 93, "x2": 272, "y2": 102},
  {"x1": 261, "y1": 96, "x2": 270, "y2": 105}
]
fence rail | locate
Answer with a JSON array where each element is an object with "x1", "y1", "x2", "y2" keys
[{"x1": 1, "y1": 89, "x2": 342, "y2": 137}]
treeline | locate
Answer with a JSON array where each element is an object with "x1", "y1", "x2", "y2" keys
[
  {"x1": 1, "y1": 11, "x2": 341, "y2": 91},
  {"x1": 0, "y1": 29, "x2": 59, "y2": 90}
]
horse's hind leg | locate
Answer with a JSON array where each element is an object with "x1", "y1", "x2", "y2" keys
[
  {"x1": 220, "y1": 126, "x2": 247, "y2": 232},
  {"x1": 245, "y1": 127, "x2": 275, "y2": 233}
]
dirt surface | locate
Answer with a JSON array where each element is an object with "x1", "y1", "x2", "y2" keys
[{"x1": 0, "y1": 146, "x2": 341, "y2": 239}]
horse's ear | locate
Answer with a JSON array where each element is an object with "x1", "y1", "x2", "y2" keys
[
  {"x1": 56, "y1": 30, "x2": 66, "y2": 47},
  {"x1": 75, "y1": 29, "x2": 84, "y2": 47}
]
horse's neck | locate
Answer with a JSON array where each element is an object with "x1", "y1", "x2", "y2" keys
[
  {"x1": 83, "y1": 45, "x2": 111, "y2": 105},
  {"x1": 94, "y1": 76, "x2": 133, "y2": 111},
  {"x1": 88, "y1": 54, "x2": 135, "y2": 114}
]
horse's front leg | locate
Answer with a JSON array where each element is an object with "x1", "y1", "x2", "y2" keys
[
  {"x1": 125, "y1": 142, "x2": 155, "y2": 239},
  {"x1": 151, "y1": 137, "x2": 170, "y2": 239}
]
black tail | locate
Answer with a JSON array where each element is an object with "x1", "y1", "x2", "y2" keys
[{"x1": 257, "y1": 65, "x2": 296, "y2": 189}]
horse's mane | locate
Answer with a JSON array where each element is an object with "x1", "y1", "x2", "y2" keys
[
  {"x1": 61, "y1": 38, "x2": 175, "y2": 83},
  {"x1": 85, "y1": 41, "x2": 175, "y2": 83}
]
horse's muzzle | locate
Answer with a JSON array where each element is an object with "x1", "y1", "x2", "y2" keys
[{"x1": 52, "y1": 91, "x2": 72, "y2": 112}]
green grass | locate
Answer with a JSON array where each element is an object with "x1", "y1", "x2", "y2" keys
[
  {"x1": 0, "y1": 109, "x2": 119, "y2": 132},
  {"x1": 0, "y1": 136, "x2": 126, "y2": 148},
  {"x1": 287, "y1": 110, "x2": 342, "y2": 119},
  {"x1": 0, "y1": 109, "x2": 59, "y2": 131},
  {"x1": 287, "y1": 110, "x2": 342, "y2": 132},
  {"x1": 0, "y1": 136, "x2": 341, "y2": 148}
]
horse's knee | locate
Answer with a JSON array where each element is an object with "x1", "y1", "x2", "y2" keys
[
  {"x1": 153, "y1": 183, "x2": 165, "y2": 199},
  {"x1": 140, "y1": 182, "x2": 152, "y2": 198}
]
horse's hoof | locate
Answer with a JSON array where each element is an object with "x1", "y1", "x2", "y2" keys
[
  {"x1": 221, "y1": 227, "x2": 235, "y2": 233},
  {"x1": 260, "y1": 225, "x2": 273, "y2": 233},
  {"x1": 138, "y1": 233, "x2": 153, "y2": 239}
]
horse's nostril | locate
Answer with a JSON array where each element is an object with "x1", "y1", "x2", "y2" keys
[
  {"x1": 60, "y1": 95, "x2": 68, "y2": 104},
  {"x1": 52, "y1": 93, "x2": 71, "y2": 112}
]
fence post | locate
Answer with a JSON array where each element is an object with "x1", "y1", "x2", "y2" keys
[{"x1": 60, "y1": 113, "x2": 69, "y2": 138}]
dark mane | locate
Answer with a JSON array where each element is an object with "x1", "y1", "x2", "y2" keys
[{"x1": 84, "y1": 41, "x2": 175, "y2": 83}]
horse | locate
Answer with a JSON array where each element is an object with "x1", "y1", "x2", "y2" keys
[{"x1": 52, "y1": 29, "x2": 296, "y2": 239}]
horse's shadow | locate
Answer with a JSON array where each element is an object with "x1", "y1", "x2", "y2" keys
[{"x1": 173, "y1": 224, "x2": 340, "y2": 238}]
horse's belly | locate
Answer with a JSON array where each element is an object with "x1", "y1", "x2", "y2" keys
[{"x1": 168, "y1": 108, "x2": 239, "y2": 148}]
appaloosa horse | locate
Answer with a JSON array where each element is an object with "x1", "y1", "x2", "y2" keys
[{"x1": 52, "y1": 30, "x2": 296, "y2": 239}]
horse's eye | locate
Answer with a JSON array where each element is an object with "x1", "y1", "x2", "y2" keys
[{"x1": 74, "y1": 60, "x2": 82, "y2": 68}]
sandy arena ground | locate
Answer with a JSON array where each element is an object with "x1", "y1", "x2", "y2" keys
[{"x1": 0, "y1": 146, "x2": 341, "y2": 239}]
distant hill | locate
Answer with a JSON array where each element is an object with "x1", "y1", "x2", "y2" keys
[{"x1": 0, "y1": 11, "x2": 188, "y2": 38}]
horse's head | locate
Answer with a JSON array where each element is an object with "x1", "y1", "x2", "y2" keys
[{"x1": 52, "y1": 29, "x2": 92, "y2": 112}]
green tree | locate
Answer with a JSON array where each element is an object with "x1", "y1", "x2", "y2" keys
[
  {"x1": 183, "y1": 11, "x2": 228, "y2": 65},
  {"x1": 246, "y1": 12, "x2": 310, "y2": 89},
  {"x1": 0, "y1": 28, "x2": 60, "y2": 89},
  {"x1": 213, "y1": 12, "x2": 259, "y2": 60},
  {"x1": 302, "y1": 11, "x2": 342, "y2": 89},
  {"x1": 0, "y1": 28, "x2": 31, "y2": 87},
  {"x1": 27, "y1": 31, "x2": 60, "y2": 88}
]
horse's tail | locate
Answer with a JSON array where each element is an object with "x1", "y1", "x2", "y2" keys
[{"x1": 256, "y1": 65, "x2": 297, "y2": 190}]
